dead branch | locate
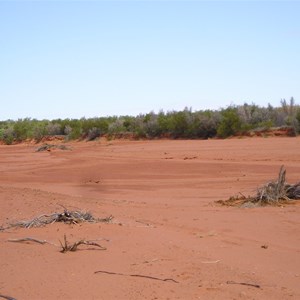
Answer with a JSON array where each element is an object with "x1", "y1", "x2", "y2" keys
[
  {"x1": 36, "y1": 144, "x2": 71, "y2": 152},
  {"x1": 7, "y1": 237, "x2": 57, "y2": 246},
  {"x1": 2, "y1": 209, "x2": 113, "y2": 231},
  {"x1": 217, "y1": 166, "x2": 300, "y2": 207},
  {"x1": 135, "y1": 220, "x2": 154, "y2": 227},
  {"x1": 7, "y1": 237, "x2": 47, "y2": 244},
  {"x1": 94, "y1": 270, "x2": 179, "y2": 283},
  {"x1": 60, "y1": 234, "x2": 106, "y2": 253},
  {"x1": 0, "y1": 294, "x2": 17, "y2": 300},
  {"x1": 6, "y1": 235, "x2": 107, "y2": 253},
  {"x1": 226, "y1": 280, "x2": 261, "y2": 289},
  {"x1": 201, "y1": 260, "x2": 221, "y2": 264},
  {"x1": 130, "y1": 274, "x2": 179, "y2": 283}
]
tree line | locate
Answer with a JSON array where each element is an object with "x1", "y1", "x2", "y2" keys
[{"x1": 1, "y1": 98, "x2": 299, "y2": 145}]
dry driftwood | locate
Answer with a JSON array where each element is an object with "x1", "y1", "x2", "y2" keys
[
  {"x1": 60, "y1": 234, "x2": 106, "y2": 253},
  {"x1": 5, "y1": 209, "x2": 113, "y2": 230},
  {"x1": 94, "y1": 270, "x2": 179, "y2": 283},
  {"x1": 217, "y1": 166, "x2": 300, "y2": 207}
]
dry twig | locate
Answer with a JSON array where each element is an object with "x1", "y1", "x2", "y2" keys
[
  {"x1": 0, "y1": 294, "x2": 17, "y2": 300},
  {"x1": 94, "y1": 270, "x2": 179, "y2": 283},
  {"x1": 7, "y1": 237, "x2": 48, "y2": 244},
  {"x1": 201, "y1": 260, "x2": 221, "y2": 264},
  {"x1": 7, "y1": 237, "x2": 58, "y2": 246},
  {"x1": 226, "y1": 280, "x2": 261, "y2": 289}
]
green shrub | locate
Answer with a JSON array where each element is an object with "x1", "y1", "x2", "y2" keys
[
  {"x1": 217, "y1": 107, "x2": 242, "y2": 138},
  {"x1": 13, "y1": 118, "x2": 34, "y2": 141},
  {"x1": 295, "y1": 109, "x2": 300, "y2": 133},
  {"x1": 33, "y1": 123, "x2": 47, "y2": 142},
  {"x1": 193, "y1": 111, "x2": 219, "y2": 138},
  {"x1": 0, "y1": 100, "x2": 298, "y2": 143},
  {"x1": 2, "y1": 127, "x2": 15, "y2": 145}
]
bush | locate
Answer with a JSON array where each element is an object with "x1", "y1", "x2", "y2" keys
[
  {"x1": 193, "y1": 111, "x2": 220, "y2": 139},
  {"x1": 13, "y1": 118, "x2": 33, "y2": 141},
  {"x1": 296, "y1": 109, "x2": 300, "y2": 133},
  {"x1": 46, "y1": 123, "x2": 62, "y2": 135},
  {"x1": 87, "y1": 127, "x2": 101, "y2": 141},
  {"x1": 169, "y1": 110, "x2": 190, "y2": 138},
  {"x1": 2, "y1": 127, "x2": 15, "y2": 145},
  {"x1": 64, "y1": 125, "x2": 72, "y2": 136},
  {"x1": 33, "y1": 123, "x2": 47, "y2": 142},
  {"x1": 217, "y1": 107, "x2": 242, "y2": 138},
  {"x1": 0, "y1": 100, "x2": 299, "y2": 143},
  {"x1": 108, "y1": 119, "x2": 126, "y2": 135}
]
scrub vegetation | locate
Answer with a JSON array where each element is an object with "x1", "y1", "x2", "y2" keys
[{"x1": 1, "y1": 98, "x2": 299, "y2": 144}]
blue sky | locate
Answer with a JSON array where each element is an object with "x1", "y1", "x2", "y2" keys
[{"x1": 0, "y1": 1, "x2": 299, "y2": 120}]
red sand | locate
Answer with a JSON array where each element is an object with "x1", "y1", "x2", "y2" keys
[{"x1": 0, "y1": 137, "x2": 299, "y2": 299}]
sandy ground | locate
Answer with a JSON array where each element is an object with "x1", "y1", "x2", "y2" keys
[{"x1": 0, "y1": 137, "x2": 299, "y2": 300}]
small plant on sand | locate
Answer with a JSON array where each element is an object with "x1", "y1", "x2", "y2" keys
[{"x1": 59, "y1": 234, "x2": 106, "y2": 253}]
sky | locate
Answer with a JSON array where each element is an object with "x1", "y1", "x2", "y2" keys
[{"x1": 0, "y1": 0, "x2": 299, "y2": 120}]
